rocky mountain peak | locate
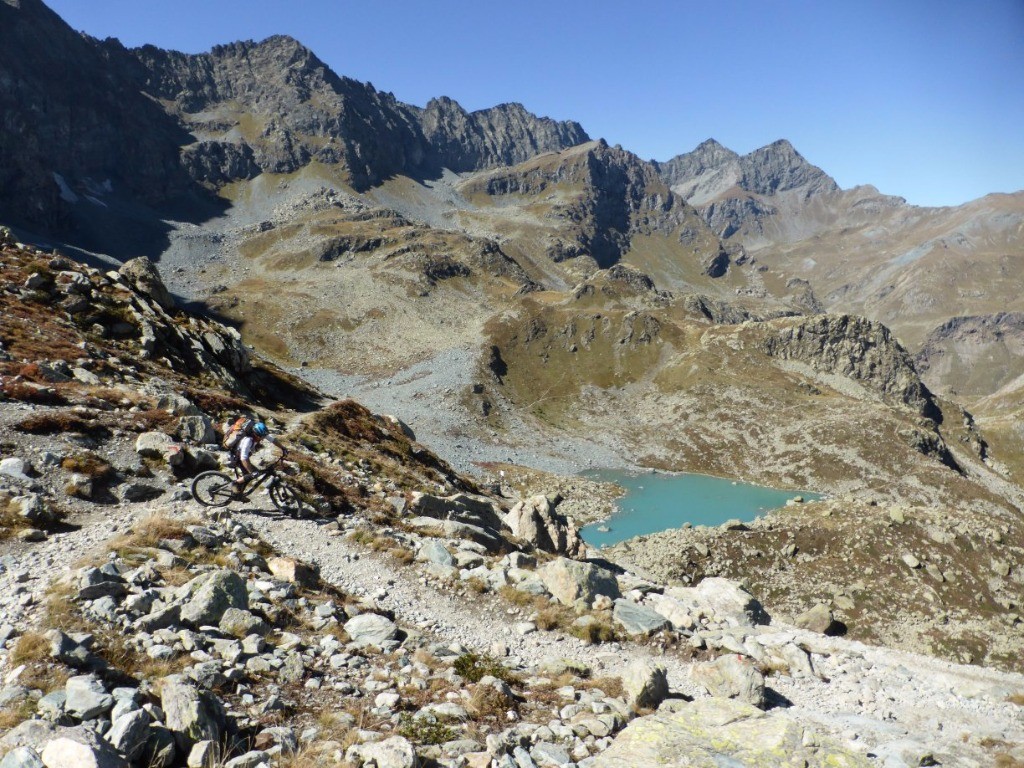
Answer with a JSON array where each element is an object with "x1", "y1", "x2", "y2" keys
[
  {"x1": 740, "y1": 139, "x2": 838, "y2": 197},
  {"x1": 419, "y1": 97, "x2": 589, "y2": 173}
]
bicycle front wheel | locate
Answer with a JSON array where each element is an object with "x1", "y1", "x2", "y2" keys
[
  {"x1": 269, "y1": 480, "x2": 307, "y2": 518},
  {"x1": 191, "y1": 471, "x2": 235, "y2": 508}
]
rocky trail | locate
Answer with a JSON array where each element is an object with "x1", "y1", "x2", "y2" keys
[
  {"x1": 241, "y1": 505, "x2": 1024, "y2": 768},
  {"x1": 4, "y1": 490, "x2": 1024, "y2": 768}
]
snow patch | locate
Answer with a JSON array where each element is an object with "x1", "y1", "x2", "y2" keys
[{"x1": 52, "y1": 173, "x2": 79, "y2": 203}]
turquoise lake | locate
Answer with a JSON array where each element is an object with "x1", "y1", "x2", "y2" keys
[{"x1": 580, "y1": 469, "x2": 820, "y2": 547}]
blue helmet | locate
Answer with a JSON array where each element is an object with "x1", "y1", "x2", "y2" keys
[{"x1": 253, "y1": 422, "x2": 269, "y2": 437}]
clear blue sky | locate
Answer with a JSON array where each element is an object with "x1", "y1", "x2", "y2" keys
[{"x1": 46, "y1": 0, "x2": 1024, "y2": 207}]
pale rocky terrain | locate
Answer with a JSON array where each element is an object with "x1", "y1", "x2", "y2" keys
[
  {"x1": 1, "y1": 233, "x2": 1022, "y2": 768},
  {"x1": 2, "y1": 2, "x2": 1024, "y2": 765}
]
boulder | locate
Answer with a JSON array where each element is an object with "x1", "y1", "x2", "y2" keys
[
  {"x1": 344, "y1": 613, "x2": 399, "y2": 647},
  {"x1": 0, "y1": 747, "x2": 45, "y2": 768},
  {"x1": 186, "y1": 741, "x2": 218, "y2": 768},
  {"x1": 160, "y1": 678, "x2": 225, "y2": 752},
  {"x1": 663, "y1": 578, "x2": 769, "y2": 628},
  {"x1": 416, "y1": 540, "x2": 454, "y2": 567},
  {"x1": 64, "y1": 675, "x2": 113, "y2": 720},
  {"x1": 177, "y1": 416, "x2": 216, "y2": 446},
  {"x1": 219, "y1": 608, "x2": 269, "y2": 638},
  {"x1": 223, "y1": 751, "x2": 269, "y2": 768},
  {"x1": 0, "y1": 458, "x2": 34, "y2": 485},
  {"x1": 134, "y1": 433, "x2": 186, "y2": 468},
  {"x1": 409, "y1": 492, "x2": 507, "y2": 532},
  {"x1": 613, "y1": 599, "x2": 671, "y2": 636},
  {"x1": 794, "y1": 604, "x2": 839, "y2": 635},
  {"x1": 119, "y1": 258, "x2": 174, "y2": 311},
  {"x1": 345, "y1": 736, "x2": 417, "y2": 768},
  {"x1": 621, "y1": 659, "x2": 669, "y2": 709},
  {"x1": 11, "y1": 495, "x2": 55, "y2": 525},
  {"x1": 406, "y1": 517, "x2": 506, "y2": 552},
  {"x1": 141, "y1": 725, "x2": 176, "y2": 768},
  {"x1": 504, "y1": 494, "x2": 584, "y2": 557},
  {"x1": 538, "y1": 558, "x2": 620, "y2": 608},
  {"x1": 40, "y1": 737, "x2": 127, "y2": 768},
  {"x1": 266, "y1": 557, "x2": 319, "y2": 588},
  {"x1": 690, "y1": 655, "x2": 766, "y2": 708},
  {"x1": 104, "y1": 710, "x2": 150, "y2": 761},
  {"x1": 179, "y1": 571, "x2": 248, "y2": 627},
  {"x1": 155, "y1": 393, "x2": 202, "y2": 416},
  {"x1": 586, "y1": 697, "x2": 871, "y2": 767}
]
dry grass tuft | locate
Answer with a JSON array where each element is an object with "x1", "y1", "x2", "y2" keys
[
  {"x1": 14, "y1": 410, "x2": 110, "y2": 437},
  {"x1": 0, "y1": 699, "x2": 36, "y2": 730},
  {"x1": 61, "y1": 451, "x2": 116, "y2": 482},
  {"x1": 568, "y1": 616, "x2": 618, "y2": 645},
  {"x1": 9, "y1": 631, "x2": 51, "y2": 666},
  {"x1": 43, "y1": 583, "x2": 91, "y2": 634},
  {"x1": 388, "y1": 546, "x2": 416, "y2": 565}
]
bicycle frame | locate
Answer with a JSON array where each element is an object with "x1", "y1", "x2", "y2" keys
[{"x1": 232, "y1": 460, "x2": 282, "y2": 499}]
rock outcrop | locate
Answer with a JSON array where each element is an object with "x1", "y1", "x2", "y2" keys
[
  {"x1": 755, "y1": 314, "x2": 942, "y2": 421},
  {"x1": 504, "y1": 494, "x2": 584, "y2": 557}
]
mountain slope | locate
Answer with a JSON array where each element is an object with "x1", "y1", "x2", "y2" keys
[{"x1": 657, "y1": 139, "x2": 1024, "y2": 406}]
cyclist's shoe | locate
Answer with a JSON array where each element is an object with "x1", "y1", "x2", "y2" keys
[{"x1": 230, "y1": 479, "x2": 246, "y2": 498}]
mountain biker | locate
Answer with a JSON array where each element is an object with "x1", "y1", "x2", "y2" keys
[{"x1": 231, "y1": 421, "x2": 287, "y2": 494}]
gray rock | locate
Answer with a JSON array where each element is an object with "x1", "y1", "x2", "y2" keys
[
  {"x1": 179, "y1": 571, "x2": 249, "y2": 627},
  {"x1": 177, "y1": 416, "x2": 217, "y2": 446},
  {"x1": 662, "y1": 578, "x2": 770, "y2": 628},
  {"x1": 105, "y1": 709, "x2": 150, "y2": 761},
  {"x1": 45, "y1": 630, "x2": 92, "y2": 668},
  {"x1": 160, "y1": 678, "x2": 225, "y2": 752},
  {"x1": 0, "y1": 458, "x2": 34, "y2": 485},
  {"x1": 223, "y1": 751, "x2": 269, "y2": 768},
  {"x1": 0, "y1": 686, "x2": 31, "y2": 709},
  {"x1": 344, "y1": 613, "x2": 399, "y2": 647},
  {"x1": 585, "y1": 696, "x2": 868, "y2": 767},
  {"x1": 504, "y1": 494, "x2": 584, "y2": 557},
  {"x1": 185, "y1": 526, "x2": 223, "y2": 548},
  {"x1": 65, "y1": 675, "x2": 114, "y2": 720},
  {"x1": 690, "y1": 655, "x2": 766, "y2": 708},
  {"x1": 119, "y1": 258, "x2": 175, "y2": 311},
  {"x1": 135, "y1": 605, "x2": 181, "y2": 632},
  {"x1": 794, "y1": 604, "x2": 839, "y2": 635},
  {"x1": 0, "y1": 747, "x2": 45, "y2": 768},
  {"x1": 40, "y1": 736, "x2": 128, "y2": 768},
  {"x1": 266, "y1": 557, "x2": 319, "y2": 588},
  {"x1": 134, "y1": 432, "x2": 176, "y2": 459},
  {"x1": 345, "y1": 736, "x2": 417, "y2": 768},
  {"x1": 12, "y1": 495, "x2": 53, "y2": 525},
  {"x1": 531, "y1": 741, "x2": 571, "y2": 767},
  {"x1": 186, "y1": 740, "x2": 218, "y2": 768},
  {"x1": 621, "y1": 659, "x2": 669, "y2": 709},
  {"x1": 218, "y1": 608, "x2": 268, "y2": 637},
  {"x1": 538, "y1": 558, "x2": 621, "y2": 608},
  {"x1": 37, "y1": 691, "x2": 67, "y2": 719},
  {"x1": 417, "y1": 539, "x2": 455, "y2": 567},
  {"x1": 409, "y1": 492, "x2": 507, "y2": 532},
  {"x1": 141, "y1": 725, "x2": 176, "y2": 768},
  {"x1": 613, "y1": 599, "x2": 671, "y2": 636},
  {"x1": 406, "y1": 517, "x2": 507, "y2": 552}
]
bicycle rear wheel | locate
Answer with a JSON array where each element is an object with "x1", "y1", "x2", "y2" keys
[
  {"x1": 269, "y1": 480, "x2": 307, "y2": 518},
  {"x1": 191, "y1": 471, "x2": 235, "y2": 508}
]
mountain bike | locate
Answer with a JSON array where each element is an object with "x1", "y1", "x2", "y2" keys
[{"x1": 191, "y1": 458, "x2": 308, "y2": 517}]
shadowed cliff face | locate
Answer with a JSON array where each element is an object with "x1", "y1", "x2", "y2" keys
[
  {"x1": 0, "y1": 0, "x2": 196, "y2": 234},
  {"x1": 0, "y1": 0, "x2": 589, "y2": 236}
]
